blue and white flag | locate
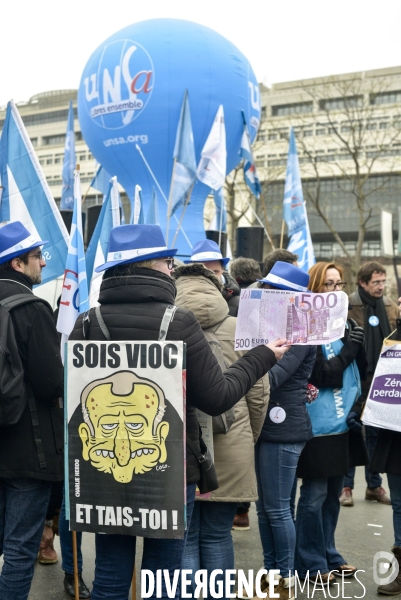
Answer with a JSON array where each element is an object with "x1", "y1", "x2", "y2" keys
[
  {"x1": 197, "y1": 105, "x2": 226, "y2": 191},
  {"x1": 57, "y1": 170, "x2": 89, "y2": 351},
  {"x1": 240, "y1": 124, "x2": 262, "y2": 199},
  {"x1": 0, "y1": 100, "x2": 68, "y2": 285},
  {"x1": 86, "y1": 176, "x2": 120, "y2": 307},
  {"x1": 169, "y1": 91, "x2": 197, "y2": 217},
  {"x1": 146, "y1": 188, "x2": 159, "y2": 225},
  {"x1": 284, "y1": 128, "x2": 315, "y2": 272},
  {"x1": 283, "y1": 128, "x2": 306, "y2": 236},
  {"x1": 209, "y1": 187, "x2": 227, "y2": 232},
  {"x1": 90, "y1": 165, "x2": 125, "y2": 224},
  {"x1": 132, "y1": 185, "x2": 144, "y2": 224},
  {"x1": 60, "y1": 101, "x2": 76, "y2": 210}
]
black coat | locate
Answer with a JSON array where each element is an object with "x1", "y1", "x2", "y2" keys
[
  {"x1": 370, "y1": 319, "x2": 401, "y2": 476},
  {"x1": 297, "y1": 326, "x2": 368, "y2": 479},
  {"x1": 0, "y1": 271, "x2": 64, "y2": 480},
  {"x1": 259, "y1": 345, "x2": 316, "y2": 444},
  {"x1": 69, "y1": 267, "x2": 276, "y2": 485}
]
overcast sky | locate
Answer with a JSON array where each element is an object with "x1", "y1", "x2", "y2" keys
[{"x1": 1, "y1": 0, "x2": 400, "y2": 107}]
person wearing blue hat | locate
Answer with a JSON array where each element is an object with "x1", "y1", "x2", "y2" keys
[
  {"x1": 0, "y1": 221, "x2": 64, "y2": 600},
  {"x1": 69, "y1": 223, "x2": 288, "y2": 600},
  {"x1": 186, "y1": 239, "x2": 241, "y2": 316},
  {"x1": 253, "y1": 260, "x2": 316, "y2": 598}
]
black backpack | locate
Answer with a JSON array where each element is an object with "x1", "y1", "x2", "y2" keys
[{"x1": 0, "y1": 293, "x2": 51, "y2": 427}]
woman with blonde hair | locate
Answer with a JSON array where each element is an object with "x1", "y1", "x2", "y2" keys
[{"x1": 295, "y1": 262, "x2": 368, "y2": 584}]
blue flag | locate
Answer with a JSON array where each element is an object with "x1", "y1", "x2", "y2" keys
[
  {"x1": 60, "y1": 101, "x2": 76, "y2": 210},
  {"x1": 240, "y1": 124, "x2": 262, "y2": 199},
  {"x1": 0, "y1": 100, "x2": 68, "y2": 285},
  {"x1": 283, "y1": 128, "x2": 306, "y2": 236},
  {"x1": 86, "y1": 176, "x2": 121, "y2": 306},
  {"x1": 57, "y1": 170, "x2": 89, "y2": 342},
  {"x1": 284, "y1": 129, "x2": 315, "y2": 272},
  {"x1": 169, "y1": 91, "x2": 197, "y2": 217},
  {"x1": 213, "y1": 187, "x2": 227, "y2": 232},
  {"x1": 132, "y1": 185, "x2": 144, "y2": 224},
  {"x1": 146, "y1": 188, "x2": 159, "y2": 225},
  {"x1": 90, "y1": 165, "x2": 125, "y2": 224}
]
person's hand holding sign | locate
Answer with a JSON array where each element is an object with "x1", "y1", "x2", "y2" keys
[{"x1": 266, "y1": 338, "x2": 290, "y2": 361}]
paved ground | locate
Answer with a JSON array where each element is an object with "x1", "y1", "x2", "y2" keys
[{"x1": 26, "y1": 468, "x2": 394, "y2": 599}]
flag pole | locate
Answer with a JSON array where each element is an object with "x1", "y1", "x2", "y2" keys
[
  {"x1": 259, "y1": 192, "x2": 275, "y2": 250},
  {"x1": 171, "y1": 183, "x2": 195, "y2": 248},
  {"x1": 132, "y1": 562, "x2": 136, "y2": 600},
  {"x1": 166, "y1": 158, "x2": 177, "y2": 246},
  {"x1": 72, "y1": 531, "x2": 80, "y2": 600},
  {"x1": 218, "y1": 193, "x2": 224, "y2": 249},
  {"x1": 280, "y1": 219, "x2": 285, "y2": 249},
  {"x1": 135, "y1": 145, "x2": 192, "y2": 248}
]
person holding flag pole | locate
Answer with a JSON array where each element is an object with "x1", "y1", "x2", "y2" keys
[{"x1": 56, "y1": 165, "x2": 91, "y2": 600}]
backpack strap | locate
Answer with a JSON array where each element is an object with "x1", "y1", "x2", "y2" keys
[
  {"x1": 0, "y1": 293, "x2": 52, "y2": 469},
  {"x1": 158, "y1": 305, "x2": 177, "y2": 341},
  {"x1": 95, "y1": 306, "x2": 111, "y2": 341}
]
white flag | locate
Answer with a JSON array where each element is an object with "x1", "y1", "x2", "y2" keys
[{"x1": 196, "y1": 105, "x2": 226, "y2": 190}]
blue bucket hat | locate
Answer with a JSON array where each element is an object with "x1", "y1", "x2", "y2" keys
[
  {"x1": 95, "y1": 224, "x2": 177, "y2": 273},
  {"x1": 258, "y1": 261, "x2": 310, "y2": 292},
  {"x1": 0, "y1": 221, "x2": 48, "y2": 265},
  {"x1": 184, "y1": 239, "x2": 230, "y2": 267}
]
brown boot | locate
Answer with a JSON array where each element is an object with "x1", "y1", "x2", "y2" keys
[
  {"x1": 38, "y1": 524, "x2": 58, "y2": 564},
  {"x1": 377, "y1": 547, "x2": 401, "y2": 595},
  {"x1": 365, "y1": 486, "x2": 391, "y2": 505}
]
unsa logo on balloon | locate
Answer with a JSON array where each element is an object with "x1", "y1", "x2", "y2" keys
[{"x1": 82, "y1": 39, "x2": 154, "y2": 130}]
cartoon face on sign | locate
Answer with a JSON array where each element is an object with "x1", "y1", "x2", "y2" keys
[{"x1": 78, "y1": 371, "x2": 169, "y2": 483}]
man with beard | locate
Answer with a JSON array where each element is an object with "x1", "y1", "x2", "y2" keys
[{"x1": 340, "y1": 261, "x2": 398, "y2": 507}]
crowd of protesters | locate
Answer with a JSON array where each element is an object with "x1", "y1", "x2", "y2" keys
[{"x1": 0, "y1": 221, "x2": 400, "y2": 600}]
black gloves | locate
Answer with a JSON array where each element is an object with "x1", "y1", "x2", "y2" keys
[
  {"x1": 349, "y1": 325, "x2": 364, "y2": 345},
  {"x1": 346, "y1": 410, "x2": 362, "y2": 432}
]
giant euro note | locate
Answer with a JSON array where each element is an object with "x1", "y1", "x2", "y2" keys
[{"x1": 235, "y1": 289, "x2": 348, "y2": 349}]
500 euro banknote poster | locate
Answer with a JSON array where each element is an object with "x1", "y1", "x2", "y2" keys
[{"x1": 235, "y1": 289, "x2": 348, "y2": 349}]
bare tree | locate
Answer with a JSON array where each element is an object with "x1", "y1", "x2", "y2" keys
[{"x1": 269, "y1": 73, "x2": 401, "y2": 278}]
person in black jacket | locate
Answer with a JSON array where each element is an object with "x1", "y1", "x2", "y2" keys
[
  {"x1": 370, "y1": 311, "x2": 401, "y2": 596},
  {"x1": 69, "y1": 224, "x2": 287, "y2": 600},
  {"x1": 294, "y1": 262, "x2": 368, "y2": 585},
  {"x1": 255, "y1": 262, "x2": 316, "y2": 599},
  {"x1": 0, "y1": 221, "x2": 64, "y2": 600}
]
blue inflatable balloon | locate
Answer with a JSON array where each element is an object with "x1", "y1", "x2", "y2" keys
[{"x1": 78, "y1": 18, "x2": 261, "y2": 257}]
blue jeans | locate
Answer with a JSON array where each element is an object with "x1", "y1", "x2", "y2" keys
[
  {"x1": 295, "y1": 475, "x2": 345, "y2": 577},
  {"x1": 0, "y1": 477, "x2": 52, "y2": 600},
  {"x1": 91, "y1": 484, "x2": 196, "y2": 600},
  {"x1": 344, "y1": 425, "x2": 382, "y2": 489},
  {"x1": 181, "y1": 501, "x2": 238, "y2": 599},
  {"x1": 255, "y1": 440, "x2": 305, "y2": 577},
  {"x1": 59, "y1": 487, "x2": 83, "y2": 574},
  {"x1": 387, "y1": 474, "x2": 401, "y2": 547}
]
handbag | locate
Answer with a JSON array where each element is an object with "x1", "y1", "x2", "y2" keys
[{"x1": 186, "y1": 431, "x2": 219, "y2": 494}]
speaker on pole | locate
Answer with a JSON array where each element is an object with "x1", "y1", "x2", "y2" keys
[
  {"x1": 236, "y1": 227, "x2": 264, "y2": 262},
  {"x1": 205, "y1": 230, "x2": 227, "y2": 257},
  {"x1": 86, "y1": 205, "x2": 102, "y2": 246}
]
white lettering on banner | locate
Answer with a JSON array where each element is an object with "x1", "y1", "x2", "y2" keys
[
  {"x1": 334, "y1": 388, "x2": 345, "y2": 418},
  {"x1": 74, "y1": 504, "x2": 177, "y2": 530},
  {"x1": 248, "y1": 81, "x2": 260, "y2": 110}
]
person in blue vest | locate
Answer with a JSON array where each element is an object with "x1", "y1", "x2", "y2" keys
[
  {"x1": 255, "y1": 262, "x2": 316, "y2": 599},
  {"x1": 295, "y1": 262, "x2": 368, "y2": 585}
]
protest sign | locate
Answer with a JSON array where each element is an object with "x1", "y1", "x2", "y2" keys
[
  {"x1": 235, "y1": 289, "x2": 347, "y2": 349},
  {"x1": 65, "y1": 340, "x2": 186, "y2": 538},
  {"x1": 362, "y1": 340, "x2": 401, "y2": 432}
]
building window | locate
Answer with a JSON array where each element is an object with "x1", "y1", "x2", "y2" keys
[
  {"x1": 79, "y1": 154, "x2": 86, "y2": 161},
  {"x1": 46, "y1": 158, "x2": 53, "y2": 165},
  {"x1": 271, "y1": 101, "x2": 313, "y2": 117},
  {"x1": 371, "y1": 91, "x2": 401, "y2": 105},
  {"x1": 43, "y1": 134, "x2": 65, "y2": 146},
  {"x1": 257, "y1": 133, "x2": 266, "y2": 141},
  {"x1": 380, "y1": 122, "x2": 390, "y2": 129},
  {"x1": 261, "y1": 107, "x2": 267, "y2": 118},
  {"x1": 319, "y1": 96, "x2": 363, "y2": 111},
  {"x1": 366, "y1": 122, "x2": 377, "y2": 130},
  {"x1": 303, "y1": 130, "x2": 313, "y2": 137},
  {"x1": 341, "y1": 125, "x2": 350, "y2": 133},
  {"x1": 316, "y1": 128, "x2": 326, "y2": 136},
  {"x1": 75, "y1": 132, "x2": 83, "y2": 141},
  {"x1": 30, "y1": 138, "x2": 38, "y2": 147},
  {"x1": 268, "y1": 133, "x2": 277, "y2": 140},
  {"x1": 19, "y1": 107, "x2": 77, "y2": 127}
]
